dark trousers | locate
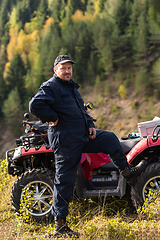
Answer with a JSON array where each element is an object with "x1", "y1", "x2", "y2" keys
[{"x1": 52, "y1": 130, "x2": 127, "y2": 220}]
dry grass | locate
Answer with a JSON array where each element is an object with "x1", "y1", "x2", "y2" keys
[{"x1": 0, "y1": 158, "x2": 160, "y2": 240}]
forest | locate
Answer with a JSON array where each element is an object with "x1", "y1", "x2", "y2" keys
[
  {"x1": 1, "y1": 2, "x2": 160, "y2": 238},
  {"x1": 0, "y1": 0, "x2": 160, "y2": 136}
]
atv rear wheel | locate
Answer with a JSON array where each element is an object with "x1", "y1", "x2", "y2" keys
[
  {"x1": 131, "y1": 162, "x2": 160, "y2": 209},
  {"x1": 11, "y1": 168, "x2": 54, "y2": 222}
]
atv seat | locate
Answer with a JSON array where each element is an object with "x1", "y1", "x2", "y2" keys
[
  {"x1": 100, "y1": 161, "x2": 117, "y2": 171},
  {"x1": 120, "y1": 137, "x2": 141, "y2": 154}
]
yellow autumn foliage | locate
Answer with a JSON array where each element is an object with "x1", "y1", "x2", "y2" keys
[
  {"x1": 7, "y1": 25, "x2": 19, "y2": 62},
  {"x1": 3, "y1": 62, "x2": 11, "y2": 80},
  {"x1": 17, "y1": 29, "x2": 31, "y2": 55},
  {"x1": 72, "y1": 10, "x2": 94, "y2": 23},
  {"x1": 4, "y1": 21, "x2": 40, "y2": 79},
  {"x1": 43, "y1": 17, "x2": 54, "y2": 32}
]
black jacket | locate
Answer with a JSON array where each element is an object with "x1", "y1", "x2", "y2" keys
[{"x1": 29, "y1": 74, "x2": 95, "y2": 151}]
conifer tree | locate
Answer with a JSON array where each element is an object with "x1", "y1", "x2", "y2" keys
[
  {"x1": 2, "y1": 88, "x2": 23, "y2": 136},
  {"x1": 49, "y1": 0, "x2": 65, "y2": 21},
  {"x1": 65, "y1": 0, "x2": 74, "y2": 18},
  {"x1": 151, "y1": 0, "x2": 160, "y2": 23},
  {"x1": 36, "y1": 0, "x2": 48, "y2": 30},
  {"x1": 43, "y1": 25, "x2": 62, "y2": 79},
  {"x1": 65, "y1": 0, "x2": 83, "y2": 18},
  {"x1": 6, "y1": 53, "x2": 26, "y2": 104},
  {"x1": 0, "y1": 0, "x2": 10, "y2": 37},
  {"x1": 0, "y1": 70, "x2": 6, "y2": 118},
  {"x1": 93, "y1": 15, "x2": 114, "y2": 75},
  {"x1": 96, "y1": 0, "x2": 105, "y2": 13},
  {"x1": 86, "y1": 0, "x2": 96, "y2": 14},
  {"x1": 132, "y1": 0, "x2": 149, "y2": 66},
  {"x1": 115, "y1": 0, "x2": 132, "y2": 35}
]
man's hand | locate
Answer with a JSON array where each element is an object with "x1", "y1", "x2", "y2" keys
[
  {"x1": 89, "y1": 128, "x2": 96, "y2": 139},
  {"x1": 48, "y1": 119, "x2": 59, "y2": 127}
]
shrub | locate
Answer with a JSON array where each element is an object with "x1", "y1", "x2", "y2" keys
[
  {"x1": 95, "y1": 114, "x2": 108, "y2": 130},
  {"x1": 135, "y1": 68, "x2": 148, "y2": 95},
  {"x1": 94, "y1": 75, "x2": 100, "y2": 93},
  {"x1": 111, "y1": 103, "x2": 120, "y2": 118},
  {"x1": 104, "y1": 81, "x2": 111, "y2": 96},
  {"x1": 118, "y1": 84, "x2": 127, "y2": 99},
  {"x1": 132, "y1": 99, "x2": 139, "y2": 110}
]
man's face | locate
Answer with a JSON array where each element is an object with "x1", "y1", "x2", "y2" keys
[{"x1": 54, "y1": 62, "x2": 72, "y2": 81}]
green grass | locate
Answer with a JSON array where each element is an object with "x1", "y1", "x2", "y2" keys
[{"x1": 0, "y1": 159, "x2": 160, "y2": 240}]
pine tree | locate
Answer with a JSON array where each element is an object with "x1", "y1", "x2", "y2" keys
[
  {"x1": 36, "y1": 0, "x2": 48, "y2": 30},
  {"x1": 6, "y1": 53, "x2": 26, "y2": 104},
  {"x1": 65, "y1": 0, "x2": 74, "y2": 18},
  {"x1": 0, "y1": 70, "x2": 6, "y2": 118},
  {"x1": 115, "y1": 0, "x2": 132, "y2": 35},
  {"x1": 86, "y1": 0, "x2": 96, "y2": 14},
  {"x1": 43, "y1": 24, "x2": 62, "y2": 80},
  {"x1": 151, "y1": 0, "x2": 160, "y2": 24},
  {"x1": 99, "y1": 0, "x2": 106, "y2": 13},
  {"x1": 61, "y1": 20, "x2": 93, "y2": 83},
  {"x1": 0, "y1": 0, "x2": 10, "y2": 37},
  {"x1": 65, "y1": 0, "x2": 83, "y2": 18},
  {"x1": 131, "y1": 0, "x2": 149, "y2": 66},
  {"x1": 2, "y1": 88, "x2": 23, "y2": 136},
  {"x1": 93, "y1": 15, "x2": 114, "y2": 75},
  {"x1": 49, "y1": 0, "x2": 66, "y2": 21}
]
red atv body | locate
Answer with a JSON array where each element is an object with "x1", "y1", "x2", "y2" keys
[{"x1": 6, "y1": 114, "x2": 160, "y2": 222}]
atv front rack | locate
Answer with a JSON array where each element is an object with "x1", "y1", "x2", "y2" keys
[
  {"x1": 15, "y1": 134, "x2": 50, "y2": 151},
  {"x1": 6, "y1": 143, "x2": 53, "y2": 176},
  {"x1": 6, "y1": 133, "x2": 51, "y2": 176}
]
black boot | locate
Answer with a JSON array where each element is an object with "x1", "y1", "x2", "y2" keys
[
  {"x1": 120, "y1": 160, "x2": 147, "y2": 186},
  {"x1": 52, "y1": 218, "x2": 80, "y2": 239}
]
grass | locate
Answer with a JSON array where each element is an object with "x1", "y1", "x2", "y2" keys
[{"x1": 0, "y1": 159, "x2": 160, "y2": 240}]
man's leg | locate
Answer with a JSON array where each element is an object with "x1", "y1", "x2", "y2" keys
[
  {"x1": 52, "y1": 148, "x2": 82, "y2": 219},
  {"x1": 83, "y1": 130, "x2": 127, "y2": 171},
  {"x1": 82, "y1": 130, "x2": 147, "y2": 185},
  {"x1": 51, "y1": 143, "x2": 83, "y2": 238}
]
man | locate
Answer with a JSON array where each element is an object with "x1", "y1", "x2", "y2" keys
[{"x1": 29, "y1": 55, "x2": 145, "y2": 238}]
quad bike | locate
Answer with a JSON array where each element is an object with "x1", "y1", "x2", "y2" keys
[{"x1": 6, "y1": 104, "x2": 160, "y2": 222}]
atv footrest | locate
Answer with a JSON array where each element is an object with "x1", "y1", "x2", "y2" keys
[{"x1": 84, "y1": 175, "x2": 126, "y2": 197}]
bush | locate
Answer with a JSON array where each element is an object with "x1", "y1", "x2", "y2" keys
[
  {"x1": 111, "y1": 103, "x2": 120, "y2": 118},
  {"x1": 94, "y1": 75, "x2": 100, "y2": 93},
  {"x1": 135, "y1": 68, "x2": 148, "y2": 95},
  {"x1": 118, "y1": 84, "x2": 127, "y2": 99},
  {"x1": 132, "y1": 99, "x2": 139, "y2": 110},
  {"x1": 104, "y1": 81, "x2": 111, "y2": 96}
]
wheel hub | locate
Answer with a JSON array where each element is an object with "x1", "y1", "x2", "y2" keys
[
  {"x1": 143, "y1": 175, "x2": 160, "y2": 201},
  {"x1": 21, "y1": 180, "x2": 53, "y2": 217},
  {"x1": 34, "y1": 194, "x2": 42, "y2": 201}
]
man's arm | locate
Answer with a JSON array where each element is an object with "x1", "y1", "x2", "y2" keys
[{"x1": 29, "y1": 86, "x2": 58, "y2": 123}]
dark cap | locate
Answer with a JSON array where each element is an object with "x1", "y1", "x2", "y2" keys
[{"x1": 54, "y1": 55, "x2": 75, "y2": 67}]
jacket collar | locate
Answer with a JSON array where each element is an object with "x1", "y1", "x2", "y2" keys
[{"x1": 53, "y1": 74, "x2": 79, "y2": 89}]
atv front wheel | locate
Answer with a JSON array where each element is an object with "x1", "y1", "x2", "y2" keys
[
  {"x1": 131, "y1": 162, "x2": 160, "y2": 209},
  {"x1": 11, "y1": 168, "x2": 54, "y2": 222}
]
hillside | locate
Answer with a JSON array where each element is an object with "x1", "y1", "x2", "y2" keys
[
  {"x1": 0, "y1": 0, "x2": 160, "y2": 142},
  {"x1": 1, "y1": 80, "x2": 160, "y2": 159},
  {"x1": 1, "y1": 1, "x2": 160, "y2": 239},
  {"x1": 82, "y1": 83, "x2": 160, "y2": 138},
  {"x1": 1, "y1": 0, "x2": 160, "y2": 158},
  {"x1": 0, "y1": 124, "x2": 15, "y2": 159}
]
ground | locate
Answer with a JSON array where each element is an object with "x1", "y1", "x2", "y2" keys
[
  {"x1": 0, "y1": 124, "x2": 15, "y2": 159},
  {"x1": 80, "y1": 83, "x2": 160, "y2": 138}
]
